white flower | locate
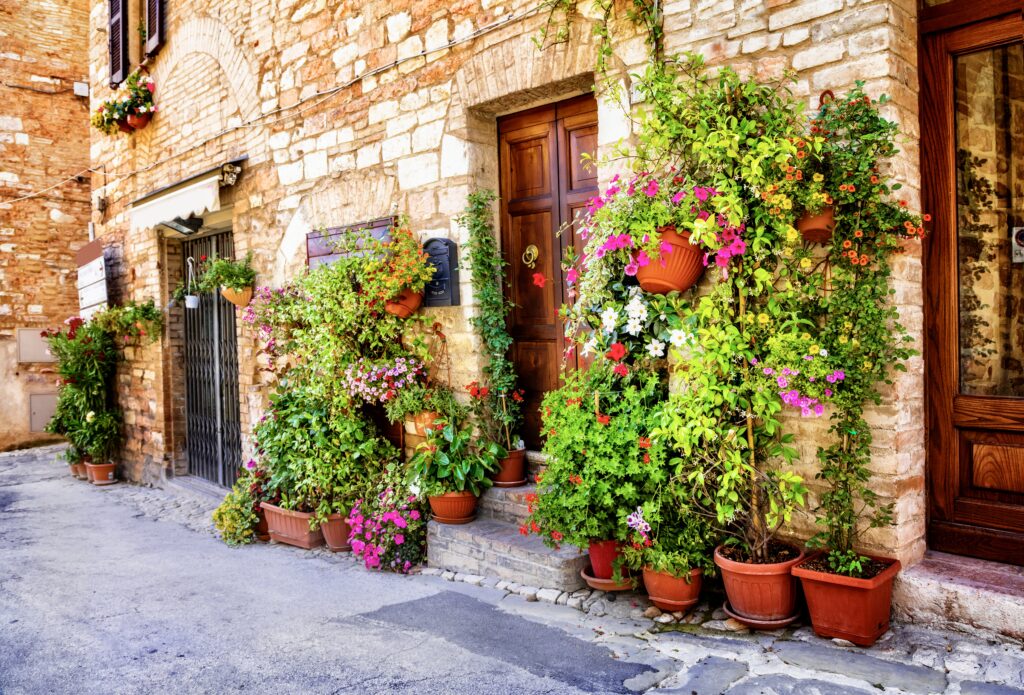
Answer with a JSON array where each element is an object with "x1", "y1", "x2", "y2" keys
[
  {"x1": 600, "y1": 307, "x2": 618, "y2": 333},
  {"x1": 625, "y1": 318, "x2": 643, "y2": 335},
  {"x1": 669, "y1": 329, "x2": 690, "y2": 347},
  {"x1": 646, "y1": 339, "x2": 666, "y2": 358},
  {"x1": 85, "y1": 411, "x2": 95, "y2": 423},
  {"x1": 819, "y1": 348, "x2": 828, "y2": 357},
  {"x1": 625, "y1": 296, "x2": 648, "y2": 323},
  {"x1": 582, "y1": 338, "x2": 598, "y2": 357}
]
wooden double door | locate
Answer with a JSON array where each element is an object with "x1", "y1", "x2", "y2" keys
[
  {"x1": 498, "y1": 95, "x2": 598, "y2": 450},
  {"x1": 922, "y1": 10, "x2": 1024, "y2": 564}
]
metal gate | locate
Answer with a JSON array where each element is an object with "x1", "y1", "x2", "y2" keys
[{"x1": 182, "y1": 232, "x2": 242, "y2": 488}]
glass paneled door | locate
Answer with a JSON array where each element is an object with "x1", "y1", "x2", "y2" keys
[{"x1": 922, "y1": 13, "x2": 1024, "y2": 564}]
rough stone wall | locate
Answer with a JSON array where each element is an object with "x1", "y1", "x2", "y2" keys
[
  {"x1": 0, "y1": 0, "x2": 91, "y2": 451},
  {"x1": 87, "y1": 0, "x2": 925, "y2": 564}
]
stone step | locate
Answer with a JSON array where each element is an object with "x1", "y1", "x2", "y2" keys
[
  {"x1": 427, "y1": 517, "x2": 589, "y2": 592},
  {"x1": 479, "y1": 483, "x2": 536, "y2": 525}
]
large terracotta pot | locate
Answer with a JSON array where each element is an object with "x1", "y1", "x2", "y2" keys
[
  {"x1": 409, "y1": 410, "x2": 442, "y2": 437},
  {"x1": 70, "y1": 463, "x2": 87, "y2": 479},
  {"x1": 793, "y1": 552, "x2": 901, "y2": 646},
  {"x1": 714, "y1": 544, "x2": 805, "y2": 625},
  {"x1": 85, "y1": 461, "x2": 117, "y2": 486},
  {"x1": 260, "y1": 502, "x2": 324, "y2": 549},
  {"x1": 643, "y1": 567, "x2": 703, "y2": 612},
  {"x1": 428, "y1": 490, "x2": 478, "y2": 524},
  {"x1": 221, "y1": 286, "x2": 253, "y2": 308},
  {"x1": 255, "y1": 508, "x2": 270, "y2": 542},
  {"x1": 588, "y1": 539, "x2": 625, "y2": 580},
  {"x1": 796, "y1": 206, "x2": 835, "y2": 244},
  {"x1": 385, "y1": 288, "x2": 423, "y2": 319},
  {"x1": 321, "y1": 513, "x2": 352, "y2": 552},
  {"x1": 636, "y1": 226, "x2": 705, "y2": 295},
  {"x1": 126, "y1": 113, "x2": 151, "y2": 130},
  {"x1": 491, "y1": 448, "x2": 526, "y2": 487}
]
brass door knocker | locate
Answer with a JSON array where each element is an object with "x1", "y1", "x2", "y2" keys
[{"x1": 522, "y1": 244, "x2": 539, "y2": 269}]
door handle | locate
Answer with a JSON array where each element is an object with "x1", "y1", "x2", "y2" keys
[{"x1": 522, "y1": 244, "x2": 539, "y2": 269}]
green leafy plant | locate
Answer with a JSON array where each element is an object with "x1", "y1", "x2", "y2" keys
[
  {"x1": 213, "y1": 478, "x2": 259, "y2": 546},
  {"x1": 354, "y1": 220, "x2": 435, "y2": 307},
  {"x1": 407, "y1": 422, "x2": 503, "y2": 497},
  {"x1": 620, "y1": 484, "x2": 717, "y2": 578},
  {"x1": 383, "y1": 383, "x2": 465, "y2": 426},
  {"x1": 201, "y1": 252, "x2": 256, "y2": 291},
  {"x1": 457, "y1": 190, "x2": 524, "y2": 450},
  {"x1": 90, "y1": 71, "x2": 156, "y2": 134},
  {"x1": 91, "y1": 299, "x2": 163, "y2": 346}
]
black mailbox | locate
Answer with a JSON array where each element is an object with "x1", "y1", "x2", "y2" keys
[{"x1": 423, "y1": 238, "x2": 460, "y2": 307}]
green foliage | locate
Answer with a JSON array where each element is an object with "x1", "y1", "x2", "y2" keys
[
  {"x1": 92, "y1": 299, "x2": 163, "y2": 346},
  {"x1": 201, "y1": 252, "x2": 256, "y2": 291},
  {"x1": 457, "y1": 190, "x2": 523, "y2": 449},
  {"x1": 90, "y1": 71, "x2": 156, "y2": 134},
  {"x1": 348, "y1": 219, "x2": 436, "y2": 307},
  {"x1": 407, "y1": 422, "x2": 503, "y2": 497},
  {"x1": 383, "y1": 383, "x2": 466, "y2": 425},
  {"x1": 526, "y1": 366, "x2": 668, "y2": 550},
  {"x1": 213, "y1": 477, "x2": 259, "y2": 546},
  {"x1": 620, "y1": 484, "x2": 717, "y2": 578}
]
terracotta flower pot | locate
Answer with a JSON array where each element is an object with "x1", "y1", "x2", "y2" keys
[
  {"x1": 116, "y1": 119, "x2": 134, "y2": 133},
  {"x1": 428, "y1": 490, "x2": 478, "y2": 524},
  {"x1": 643, "y1": 567, "x2": 703, "y2": 612},
  {"x1": 85, "y1": 461, "x2": 117, "y2": 486},
  {"x1": 385, "y1": 288, "x2": 423, "y2": 319},
  {"x1": 714, "y1": 544, "x2": 805, "y2": 625},
  {"x1": 588, "y1": 539, "x2": 625, "y2": 580},
  {"x1": 260, "y1": 502, "x2": 324, "y2": 549},
  {"x1": 409, "y1": 410, "x2": 442, "y2": 437},
  {"x1": 491, "y1": 448, "x2": 526, "y2": 487},
  {"x1": 255, "y1": 508, "x2": 270, "y2": 542},
  {"x1": 636, "y1": 226, "x2": 705, "y2": 294},
  {"x1": 126, "y1": 113, "x2": 151, "y2": 130},
  {"x1": 221, "y1": 286, "x2": 253, "y2": 308},
  {"x1": 796, "y1": 206, "x2": 835, "y2": 244},
  {"x1": 793, "y1": 552, "x2": 902, "y2": 647},
  {"x1": 321, "y1": 513, "x2": 353, "y2": 552},
  {"x1": 70, "y1": 463, "x2": 85, "y2": 479}
]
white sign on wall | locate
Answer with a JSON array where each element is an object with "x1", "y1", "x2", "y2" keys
[
  {"x1": 76, "y1": 239, "x2": 108, "y2": 320},
  {"x1": 1012, "y1": 227, "x2": 1024, "y2": 265}
]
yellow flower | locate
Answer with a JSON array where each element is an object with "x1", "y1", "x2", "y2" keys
[
  {"x1": 800, "y1": 257, "x2": 812, "y2": 269},
  {"x1": 813, "y1": 173, "x2": 824, "y2": 183},
  {"x1": 785, "y1": 226, "x2": 799, "y2": 243},
  {"x1": 782, "y1": 198, "x2": 793, "y2": 210},
  {"x1": 864, "y1": 361, "x2": 873, "y2": 369},
  {"x1": 801, "y1": 332, "x2": 811, "y2": 341},
  {"x1": 809, "y1": 345, "x2": 819, "y2": 354},
  {"x1": 757, "y1": 313, "x2": 770, "y2": 325},
  {"x1": 839, "y1": 336, "x2": 848, "y2": 344},
  {"x1": 843, "y1": 320, "x2": 853, "y2": 330}
]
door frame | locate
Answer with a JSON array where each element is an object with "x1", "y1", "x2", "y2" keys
[{"x1": 921, "y1": 10, "x2": 1024, "y2": 563}]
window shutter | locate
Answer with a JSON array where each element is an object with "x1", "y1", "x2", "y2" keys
[
  {"x1": 145, "y1": 0, "x2": 164, "y2": 57},
  {"x1": 108, "y1": 0, "x2": 128, "y2": 87}
]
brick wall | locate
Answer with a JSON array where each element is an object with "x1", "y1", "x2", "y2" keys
[
  {"x1": 87, "y1": 0, "x2": 925, "y2": 564},
  {"x1": 0, "y1": 0, "x2": 91, "y2": 451}
]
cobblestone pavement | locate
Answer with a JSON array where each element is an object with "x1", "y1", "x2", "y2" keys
[{"x1": 2, "y1": 445, "x2": 1022, "y2": 695}]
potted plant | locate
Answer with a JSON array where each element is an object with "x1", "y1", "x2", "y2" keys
[
  {"x1": 383, "y1": 382, "x2": 464, "y2": 437},
  {"x1": 407, "y1": 422, "x2": 503, "y2": 524},
  {"x1": 124, "y1": 71, "x2": 157, "y2": 130},
  {"x1": 458, "y1": 190, "x2": 528, "y2": 485},
  {"x1": 358, "y1": 221, "x2": 435, "y2": 319},
  {"x1": 621, "y1": 487, "x2": 717, "y2": 612},
  {"x1": 525, "y1": 363, "x2": 667, "y2": 589},
  {"x1": 201, "y1": 252, "x2": 256, "y2": 308},
  {"x1": 348, "y1": 461, "x2": 428, "y2": 572},
  {"x1": 92, "y1": 299, "x2": 164, "y2": 348},
  {"x1": 78, "y1": 409, "x2": 123, "y2": 486},
  {"x1": 212, "y1": 462, "x2": 278, "y2": 545}
]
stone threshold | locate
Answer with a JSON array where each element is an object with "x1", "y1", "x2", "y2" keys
[{"x1": 894, "y1": 551, "x2": 1024, "y2": 641}]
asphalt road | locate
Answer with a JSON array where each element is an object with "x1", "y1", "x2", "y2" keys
[{"x1": 0, "y1": 449, "x2": 651, "y2": 695}]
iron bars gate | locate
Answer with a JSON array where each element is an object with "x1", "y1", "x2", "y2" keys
[{"x1": 182, "y1": 232, "x2": 242, "y2": 488}]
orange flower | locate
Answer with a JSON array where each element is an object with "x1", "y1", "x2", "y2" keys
[
  {"x1": 550, "y1": 530, "x2": 563, "y2": 542},
  {"x1": 795, "y1": 170, "x2": 803, "y2": 180},
  {"x1": 923, "y1": 213, "x2": 932, "y2": 222},
  {"x1": 596, "y1": 413, "x2": 610, "y2": 426},
  {"x1": 796, "y1": 150, "x2": 806, "y2": 159},
  {"x1": 854, "y1": 230, "x2": 863, "y2": 238},
  {"x1": 870, "y1": 176, "x2": 879, "y2": 184},
  {"x1": 638, "y1": 437, "x2": 651, "y2": 449},
  {"x1": 842, "y1": 240, "x2": 852, "y2": 249}
]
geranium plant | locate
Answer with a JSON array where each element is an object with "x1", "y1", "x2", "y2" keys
[
  {"x1": 620, "y1": 485, "x2": 716, "y2": 579},
  {"x1": 92, "y1": 299, "x2": 163, "y2": 347}
]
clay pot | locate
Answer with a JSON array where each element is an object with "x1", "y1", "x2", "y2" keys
[
  {"x1": 714, "y1": 544, "x2": 805, "y2": 625},
  {"x1": 588, "y1": 539, "x2": 625, "y2": 580},
  {"x1": 385, "y1": 288, "x2": 423, "y2": 319},
  {"x1": 125, "y1": 113, "x2": 151, "y2": 130},
  {"x1": 635, "y1": 226, "x2": 705, "y2": 295},
  {"x1": 85, "y1": 461, "x2": 117, "y2": 486},
  {"x1": 74, "y1": 462, "x2": 88, "y2": 480},
  {"x1": 793, "y1": 552, "x2": 902, "y2": 647},
  {"x1": 116, "y1": 119, "x2": 134, "y2": 133},
  {"x1": 255, "y1": 508, "x2": 270, "y2": 542},
  {"x1": 428, "y1": 490, "x2": 478, "y2": 524},
  {"x1": 221, "y1": 286, "x2": 253, "y2": 308},
  {"x1": 321, "y1": 513, "x2": 352, "y2": 552},
  {"x1": 491, "y1": 448, "x2": 526, "y2": 487},
  {"x1": 260, "y1": 502, "x2": 324, "y2": 549},
  {"x1": 796, "y1": 206, "x2": 835, "y2": 244},
  {"x1": 409, "y1": 410, "x2": 442, "y2": 437},
  {"x1": 643, "y1": 567, "x2": 703, "y2": 612}
]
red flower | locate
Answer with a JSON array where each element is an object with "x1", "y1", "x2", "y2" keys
[
  {"x1": 643, "y1": 453, "x2": 651, "y2": 464},
  {"x1": 530, "y1": 520, "x2": 540, "y2": 533},
  {"x1": 923, "y1": 213, "x2": 932, "y2": 222},
  {"x1": 479, "y1": 386, "x2": 489, "y2": 398},
  {"x1": 613, "y1": 363, "x2": 628, "y2": 377},
  {"x1": 596, "y1": 413, "x2": 610, "y2": 426},
  {"x1": 200, "y1": 255, "x2": 207, "y2": 261},
  {"x1": 550, "y1": 530, "x2": 563, "y2": 542},
  {"x1": 606, "y1": 342, "x2": 627, "y2": 361},
  {"x1": 532, "y1": 273, "x2": 547, "y2": 288},
  {"x1": 638, "y1": 437, "x2": 651, "y2": 449},
  {"x1": 511, "y1": 390, "x2": 524, "y2": 403},
  {"x1": 569, "y1": 474, "x2": 583, "y2": 485},
  {"x1": 519, "y1": 525, "x2": 528, "y2": 536},
  {"x1": 526, "y1": 493, "x2": 539, "y2": 504}
]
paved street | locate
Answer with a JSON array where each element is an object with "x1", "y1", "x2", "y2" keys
[{"x1": 1, "y1": 446, "x2": 1022, "y2": 695}]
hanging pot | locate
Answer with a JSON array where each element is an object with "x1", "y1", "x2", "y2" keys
[
  {"x1": 636, "y1": 226, "x2": 705, "y2": 294},
  {"x1": 491, "y1": 447, "x2": 527, "y2": 487},
  {"x1": 714, "y1": 543, "x2": 805, "y2": 628},
  {"x1": 793, "y1": 551, "x2": 901, "y2": 646},
  {"x1": 385, "y1": 288, "x2": 423, "y2": 319},
  {"x1": 643, "y1": 567, "x2": 703, "y2": 612},
  {"x1": 184, "y1": 295, "x2": 200, "y2": 309},
  {"x1": 126, "y1": 113, "x2": 151, "y2": 130},
  {"x1": 796, "y1": 206, "x2": 835, "y2": 244},
  {"x1": 116, "y1": 119, "x2": 134, "y2": 133},
  {"x1": 221, "y1": 286, "x2": 253, "y2": 308}
]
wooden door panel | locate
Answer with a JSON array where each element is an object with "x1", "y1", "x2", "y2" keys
[
  {"x1": 971, "y1": 443, "x2": 1024, "y2": 494},
  {"x1": 514, "y1": 340, "x2": 561, "y2": 449},
  {"x1": 508, "y1": 210, "x2": 558, "y2": 336},
  {"x1": 507, "y1": 127, "x2": 554, "y2": 200}
]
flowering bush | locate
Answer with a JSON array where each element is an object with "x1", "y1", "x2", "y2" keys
[
  {"x1": 356, "y1": 221, "x2": 436, "y2": 306},
  {"x1": 620, "y1": 489, "x2": 717, "y2": 578},
  {"x1": 213, "y1": 471, "x2": 261, "y2": 547},
  {"x1": 342, "y1": 356, "x2": 427, "y2": 405},
  {"x1": 240, "y1": 284, "x2": 309, "y2": 360},
  {"x1": 407, "y1": 423, "x2": 503, "y2": 497},
  {"x1": 90, "y1": 71, "x2": 156, "y2": 134},
  {"x1": 348, "y1": 463, "x2": 427, "y2": 573},
  {"x1": 570, "y1": 286, "x2": 692, "y2": 365}
]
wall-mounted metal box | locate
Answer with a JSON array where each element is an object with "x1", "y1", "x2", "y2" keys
[
  {"x1": 17, "y1": 328, "x2": 56, "y2": 363},
  {"x1": 29, "y1": 393, "x2": 58, "y2": 432},
  {"x1": 423, "y1": 238, "x2": 460, "y2": 307}
]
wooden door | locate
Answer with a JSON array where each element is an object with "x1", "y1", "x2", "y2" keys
[
  {"x1": 922, "y1": 13, "x2": 1024, "y2": 565},
  {"x1": 498, "y1": 95, "x2": 598, "y2": 450}
]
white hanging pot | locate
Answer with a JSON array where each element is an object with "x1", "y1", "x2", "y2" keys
[
  {"x1": 183, "y1": 257, "x2": 201, "y2": 310},
  {"x1": 185, "y1": 295, "x2": 200, "y2": 309}
]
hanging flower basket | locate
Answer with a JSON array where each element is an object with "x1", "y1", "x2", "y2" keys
[
  {"x1": 221, "y1": 286, "x2": 253, "y2": 308},
  {"x1": 636, "y1": 226, "x2": 705, "y2": 294},
  {"x1": 796, "y1": 206, "x2": 835, "y2": 244},
  {"x1": 126, "y1": 113, "x2": 151, "y2": 130},
  {"x1": 184, "y1": 295, "x2": 200, "y2": 309},
  {"x1": 385, "y1": 288, "x2": 424, "y2": 318}
]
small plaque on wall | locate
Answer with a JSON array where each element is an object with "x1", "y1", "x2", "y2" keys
[{"x1": 423, "y1": 238, "x2": 460, "y2": 307}]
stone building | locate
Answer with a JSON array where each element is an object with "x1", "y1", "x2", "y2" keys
[
  {"x1": 0, "y1": 0, "x2": 91, "y2": 450},
  {"x1": 83, "y1": 0, "x2": 1023, "y2": 637}
]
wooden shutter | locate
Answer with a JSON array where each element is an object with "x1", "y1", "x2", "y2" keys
[
  {"x1": 306, "y1": 217, "x2": 394, "y2": 269},
  {"x1": 145, "y1": 0, "x2": 164, "y2": 57},
  {"x1": 108, "y1": 0, "x2": 128, "y2": 86}
]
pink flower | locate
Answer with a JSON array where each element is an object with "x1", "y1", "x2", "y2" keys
[
  {"x1": 643, "y1": 179, "x2": 659, "y2": 197},
  {"x1": 409, "y1": 510, "x2": 421, "y2": 520},
  {"x1": 671, "y1": 190, "x2": 685, "y2": 204},
  {"x1": 566, "y1": 267, "x2": 578, "y2": 285},
  {"x1": 394, "y1": 534, "x2": 405, "y2": 545},
  {"x1": 393, "y1": 515, "x2": 407, "y2": 529}
]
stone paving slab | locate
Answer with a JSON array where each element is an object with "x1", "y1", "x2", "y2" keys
[{"x1": 771, "y1": 640, "x2": 948, "y2": 694}]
